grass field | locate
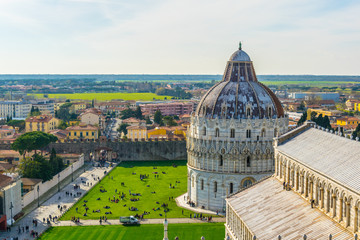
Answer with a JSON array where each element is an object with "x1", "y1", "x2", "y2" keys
[
  {"x1": 30, "y1": 92, "x2": 172, "y2": 101},
  {"x1": 61, "y1": 161, "x2": 200, "y2": 220},
  {"x1": 38, "y1": 223, "x2": 225, "y2": 240}
]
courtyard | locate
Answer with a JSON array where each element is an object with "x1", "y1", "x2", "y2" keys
[{"x1": 61, "y1": 160, "x2": 202, "y2": 220}]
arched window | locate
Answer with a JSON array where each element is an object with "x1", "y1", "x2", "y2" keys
[
  {"x1": 202, "y1": 127, "x2": 206, "y2": 136},
  {"x1": 230, "y1": 129, "x2": 235, "y2": 138},
  {"x1": 230, "y1": 183, "x2": 234, "y2": 194},
  {"x1": 243, "y1": 179, "x2": 252, "y2": 188},
  {"x1": 261, "y1": 129, "x2": 266, "y2": 137},
  {"x1": 246, "y1": 108, "x2": 251, "y2": 117},
  {"x1": 246, "y1": 129, "x2": 251, "y2": 138},
  {"x1": 215, "y1": 128, "x2": 220, "y2": 137},
  {"x1": 214, "y1": 181, "x2": 218, "y2": 192},
  {"x1": 219, "y1": 155, "x2": 223, "y2": 166},
  {"x1": 201, "y1": 179, "x2": 204, "y2": 190},
  {"x1": 268, "y1": 107, "x2": 272, "y2": 118},
  {"x1": 246, "y1": 156, "x2": 251, "y2": 167}
]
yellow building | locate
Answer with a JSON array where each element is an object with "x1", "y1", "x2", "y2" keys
[
  {"x1": 66, "y1": 124, "x2": 98, "y2": 140},
  {"x1": 336, "y1": 116, "x2": 360, "y2": 126},
  {"x1": 25, "y1": 115, "x2": 60, "y2": 133},
  {"x1": 71, "y1": 102, "x2": 87, "y2": 113},
  {"x1": 354, "y1": 102, "x2": 360, "y2": 112},
  {"x1": 126, "y1": 125, "x2": 147, "y2": 141},
  {"x1": 306, "y1": 108, "x2": 339, "y2": 120},
  {"x1": 147, "y1": 128, "x2": 167, "y2": 139}
]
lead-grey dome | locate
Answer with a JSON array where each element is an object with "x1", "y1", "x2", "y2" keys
[{"x1": 195, "y1": 44, "x2": 284, "y2": 119}]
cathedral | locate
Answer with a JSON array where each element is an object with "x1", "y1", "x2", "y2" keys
[
  {"x1": 186, "y1": 44, "x2": 288, "y2": 211},
  {"x1": 225, "y1": 122, "x2": 360, "y2": 239}
]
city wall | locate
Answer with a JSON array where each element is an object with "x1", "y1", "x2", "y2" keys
[{"x1": 46, "y1": 140, "x2": 187, "y2": 161}]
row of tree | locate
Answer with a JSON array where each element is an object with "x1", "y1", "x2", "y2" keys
[
  {"x1": 155, "y1": 87, "x2": 192, "y2": 99},
  {"x1": 297, "y1": 111, "x2": 332, "y2": 130}
]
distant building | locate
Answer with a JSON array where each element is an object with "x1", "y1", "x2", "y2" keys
[
  {"x1": 289, "y1": 92, "x2": 340, "y2": 102},
  {"x1": 126, "y1": 125, "x2": 147, "y2": 141},
  {"x1": 31, "y1": 100, "x2": 55, "y2": 116},
  {"x1": 0, "y1": 101, "x2": 32, "y2": 119},
  {"x1": 49, "y1": 129, "x2": 69, "y2": 143},
  {"x1": 79, "y1": 108, "x2": 102, "y2": 127},
  {"x1": 336, "y1": 116, "x2": 360, "y2": 126},
  {"x1": 25, "y1": 115, "x2": 60, "y2": 133},
  {"x1": 139, "y1": 102, "x2": 193, "y2": 116},
  {"x1": 0, "y1": 126, "x2": 15, "y2": 139},
  {"x1": 66, "y1": 124, "x2": 98, "y2": 140},
  {"x1": 121, "y1": 117, "x2": 146, "y2": 126}
]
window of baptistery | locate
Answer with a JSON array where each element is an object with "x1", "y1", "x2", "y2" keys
[
  {"x1": 246, "y1": 129, "x2": 251, "y2": 138},
  {"x1": 246, "y1": 156, "x2": 251, "y2": 167},
  {"x1": 230, "y1": 183, "x2": 234, "y2": 194},
  {"x1": 214, "y1": 181, "x2": 218, "y2": 192},
  {"x1": 268, "y1": 107, "x2": 272, "y2": 118},
  {"x1": 230, "y1": 128, "x2": 235, "y2": 138},
  {"x1": 202, "y1": 127, "x2": 206, "y2": 136},
  {"x1": 215, "y1": 128, "x2": 220, "y2": 137},
  {"x1": 201, "y1": 179, "x2": 204, "y2": 190},
  {"x1": 243, "y1": 179, "x2": 252, "y2": 188},
  {"x1": 261, "y1": 129, "x2": 266, "y2": 137},
  {"x1": 219, "y1": 155, "x2": 223, "y2": 166},
  {"x1": 246, "y1": 108, "x2": 251, "y2": 118}
]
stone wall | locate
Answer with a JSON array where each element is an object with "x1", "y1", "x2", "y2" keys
[{"x1": 46, "y1": 140, "x2": 187, "y2": 161}]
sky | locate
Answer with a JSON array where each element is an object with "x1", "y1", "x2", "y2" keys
[{"x1": 0, "y1": 0, "x2": 359, "y2": 75}]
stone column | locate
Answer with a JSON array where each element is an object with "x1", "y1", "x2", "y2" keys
[
  {"x1": 339, "y1": 198, "x2": 343, "y2": 222},
  {"x1": 332, "y1": 194, "x2": 337, "y2": 218},
  {"x1": 320, "y1": 188, "x2": 324, "y2": 209},
  {"x1": 346, "y1": 201, "x2": 351, "y2": 227},
  {"x1": 354, "y1": 206, "x2": 358, "y2": 232}
]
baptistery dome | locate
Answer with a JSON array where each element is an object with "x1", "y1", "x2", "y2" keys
[
  {"x1": 186, "y1": 43, "x2": 288, "y2": 213},
  {"x1": 196, "y1": 45, "x2": 284, "y2": 119}
]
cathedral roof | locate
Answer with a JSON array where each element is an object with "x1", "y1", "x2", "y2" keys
[
  {"x1": 277, "y1": 127, "x2": 360, "y2": 193},
  {"x1": 195, "y1": 43, "x2": 284, "y2": 119},
  {"x1": 227, "y1": 177, "x2": 352, "y2": 239}
]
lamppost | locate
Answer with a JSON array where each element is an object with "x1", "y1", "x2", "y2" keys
[
  {"x1": 71, "y1": 164, "x2": 74, "y2": 182},
  {"x1": 163, "y1": 211, "x2": 168, "y2": 240},
  {"x1": 9, "y1": 202, "x2": 13, "y2": 226},
  {"x1": 37, "y1": 185, "x2": 40, "y2": 207},
  {"x1": 57, "y1": 173, "x2": 60, "y2": 192}
]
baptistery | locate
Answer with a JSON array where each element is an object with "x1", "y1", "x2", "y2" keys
[{"x1": 186, "y1": 43, "x2": 288, "y2": 212}]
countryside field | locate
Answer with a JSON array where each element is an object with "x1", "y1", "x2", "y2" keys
[
  {"x1": 30, "y1": 92, "x2": 172, "y2": 101},
  {"x1": 260, "y1": 80, "x2": 360, "y2": 86},
  {"x1": 38, "y1": 223, "x2": 225, "y2": 240},
  {"x1": 61, "y1": 161, "x2": 202, "y2": 220}
]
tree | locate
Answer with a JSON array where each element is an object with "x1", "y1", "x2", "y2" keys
[
  {"x1": 117, "y1": 123, "x2": 130, "y2": 136},
  {"x1": 58, "y1": 120, "x2": 68, "y2": 130},
  {"x1": 145, "y1": 116, "x2": 152, "y2": 124},
  {"x1": 7, "y1": 120, "x2": 25, "y2": 132},
  {"x1": 55, "y1": 103, "x2": 74, "y2": 121},
  {"x1": 163, "y1": 116, "x2": 177, "y2": 126},
  {"x1": 154, "y1": 110, "x2": 163, "y2": 125},
  {"x1": 29, "y1": 106, "x2": 41, "y2": 117},
  {"x1": 135, "y1": 106, "x2": 143, "y2": 120},
  {"x1": 298, "y1": 101, "x2": 306, "y2": 111},
  {"x1": 297, "y1": 111, "x2": 307, "y2": 126},
  {"x1": 19, "y1": 154, "x2": 53, "y2": 181},
  {"x1": 11, "y1": 131, "x2": 58, "y2": 156},
  {"x1": 352, "y1": 124, "x2": 360, "y2": 139},
  {"x1": 49, "y1": 148, "x2": 64, "y2": 175}
]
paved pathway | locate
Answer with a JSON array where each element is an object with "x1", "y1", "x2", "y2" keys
[
  {"x1": 55, "y1": 217, "x2": 225, "y2": 227},
  {"x1": 0, "y1": 163, "x2": 115, "y2": 240},
  {"x1": 175, "y1": 193, "x2": 225, "y2": 216}
]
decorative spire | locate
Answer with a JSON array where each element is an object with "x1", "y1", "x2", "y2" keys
[{"x1": 239, "y1": 41, "x2": 242, "y2": 50}]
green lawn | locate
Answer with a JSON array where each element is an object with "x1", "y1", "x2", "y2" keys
[
  {"x1": 61, "y1": 161, "x2": 201, "y2": 220},
  {"x1": 29, "y1": 92, "x2": 172, "y2": 101},
  {"x1": 38, "y1": 223, "x2": 225, "y2": 240}
]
